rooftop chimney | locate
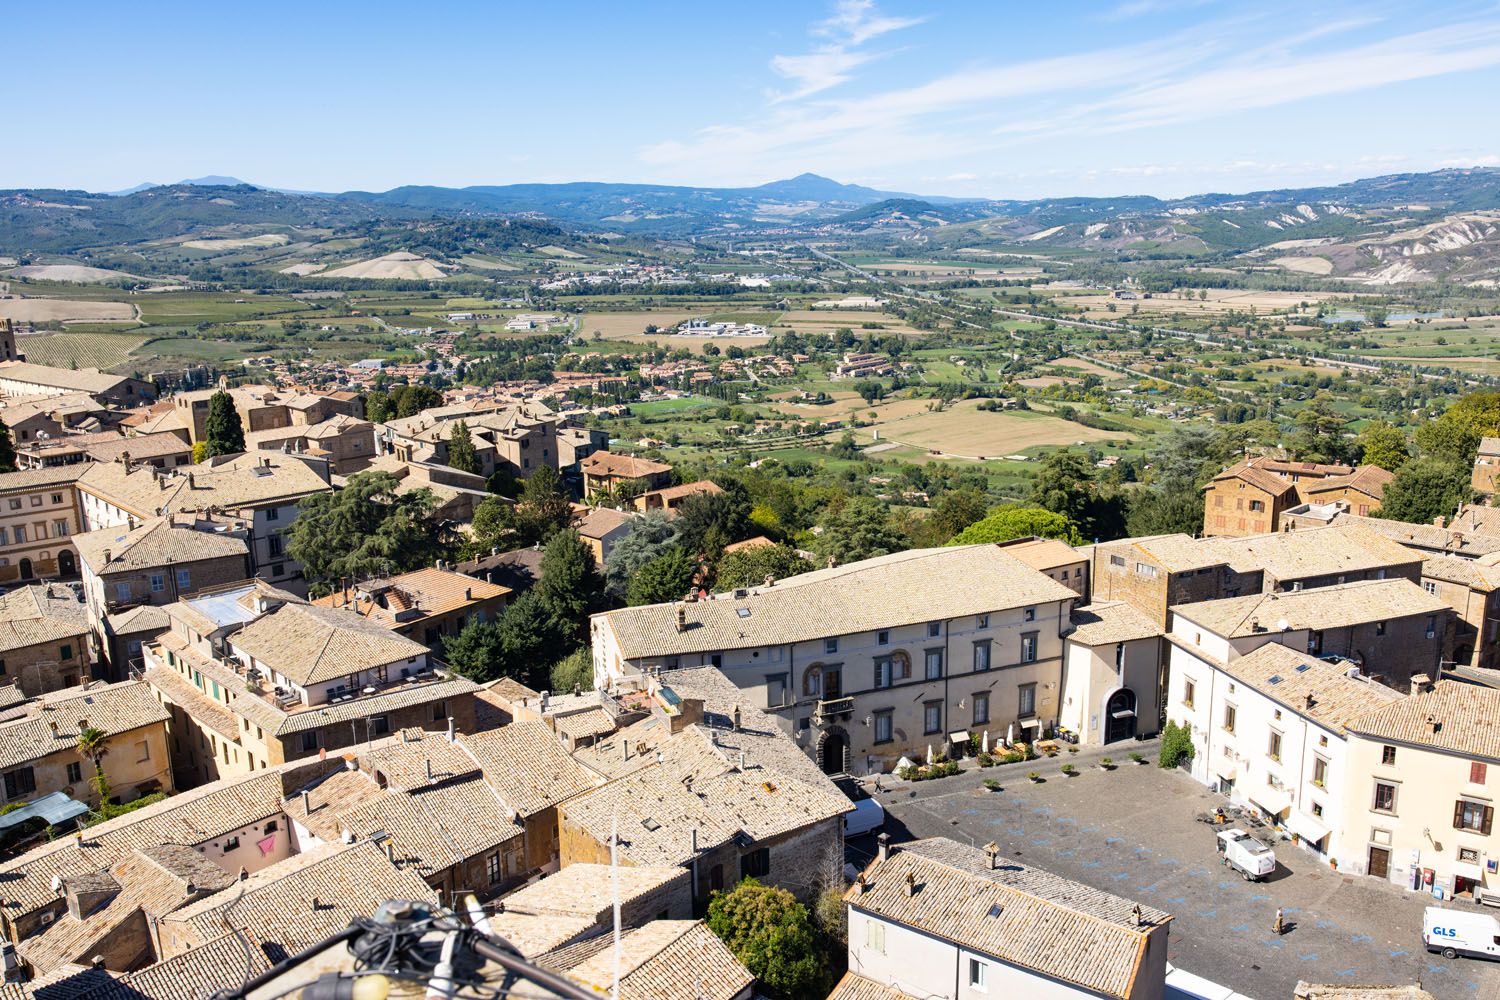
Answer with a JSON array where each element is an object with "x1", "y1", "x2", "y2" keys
[
  {"x1": 425, "y1": 758, "x2": 433, "y2": 780},
  {"x1": 301, "y1": 790, "x2": 310, "y2": 816},
  {"x1": 623, "y1": 738, "x2": 630, "y2": 761},
  {"x1": 101, "y1": 549, "x2": 112, "y2": 566},
  {"x1": 1411, "y1": 673, "x2": 1433, "y2": 696},
  {"x1": 446, "y1": 716, "x2": 455, "y2": 743},
  {"x1": 310, "y1": 895, "x2": 320, "y2": 911},
  {"x1": 876, "y1": 833, "x2": 891, "y2": 862},
  {"x1": 1434, "y1": 515, "x2": 1447, "y2": 529},
  {"x1": 983, "y1": 841, "x2": 1000, "y2": 870},
  {"x1": 675, "y1": 606, "x2": 687, "y2": 632},
  {"x1": 905, "y1": 870, "x2": 917, "y2": 897},
  {"x1": 732, "y1": 705, "x2": 741, "y2": 731}
]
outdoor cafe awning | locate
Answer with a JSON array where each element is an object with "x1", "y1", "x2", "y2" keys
[
  {"x1": 947, "y1": 731, "x2": 970, "y2": 744},
  {"x1": 0, "y1": 792, "x2": 89, "y2": 832},
  {"x1": 1110, "y1": 708, "x2": 1137, "y2": 719},
  {"x1": 1453, "y1": 860, "x2": 1486, "y2": 882},
  {"x1": 1286, "y1": 810, "x2": 1330, "y2": 845},
  {"x1": 1248, "y1": 788, "x2": 1291, "y2": 817}
]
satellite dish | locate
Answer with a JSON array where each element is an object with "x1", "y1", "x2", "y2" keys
[{"x1": 1276, "y1": 618, "x2": 1291, "y2": 632}]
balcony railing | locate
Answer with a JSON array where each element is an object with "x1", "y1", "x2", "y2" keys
[{"x1": 813, "y1": 696, "x2": 855, "y2": 725}]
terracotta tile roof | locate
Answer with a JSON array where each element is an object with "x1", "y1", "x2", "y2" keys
[
  {"x1": 581, "y1": 451, "x2": 672, "y2": 479},
  {"x1": 0, "y1": 465, "x2": 88, "y2": 495},
  {"x1": 1067, "y1": 601, "x2": 1161, "y2": 646},
  {"x1": 1210, "y1": 458, "x2": 1297, "y2": 497},
  {"x1": 1171, "y1": 579, "x2": 1448, "y2": 638},
  {"x1": 1421, "y1": 554, "x2": 1500, "y2": 591},
  {"x1": 599, "y1": 545, "x2": 1075, "y2": 659},
  {"x1": 121, "y1": 930, "x2": 269, "y2": 1000},
  {"x1": 143, "y1": 664, "x2": 241, "y2": 741},
  {"x1": 639, "y1": 480, "x2": 723, "y2": 505},
  {"x1": 159, "y1": 841, "x2": 437, "y2": 956},
  {"x1": 230, "y1": 602, "x2": 431, "y2": 686},
  {"x1": 1477, "y1": 437, "x2": 1500, "y2": 458},
  {"x1": 271, "y1": 675, "x2": 478, "y2": 737},
  {"x1": 998, "y1": 536, "x2": 1086, "y2": 572},
  {"x1": 0, "y1": 362, "x2": 143, "y2": 396},
  {"x1": 80, "y1": 432, "x2": 191, "y2": 464},
  {"x1": 574, "y1": 506, "x2": 634, "y2": 539},
  {"x1": 561, "y1": 920, "x2": 753, "y2": 1000},
  {"x1": 0, "y1": 769, "x2": 287, "y2": 919},
  {"x1": 72, "y1": 516, "x2": 248, "y2": 575},
  {"x1": 1210, "y1": 642, "x2": 1403, "y2": 734},
  {"x1": 334, "y1": 778, "x2": 521, "y2": 880},
  {"x1": 0, "y1": 584, "x2": 88, "y2": 655},
  {"x1": 1301, "y1": 465, "x2": 1395, "y2": 501},
  {"x1": 827, "y1": 973, "x2": 920, "y2": 1000},
  {"x1": 1339, "y1": 513, "x2": 1500, "y2": 559},
  {"x1": 502, "y1": 863, "x2": 687, "y2": 923},
  {"x1": 851, "y1": 839, "x2": 1168, "y2": 1000},
  {"x1": 310, "y1": 567, "x2": 510, "y2": 629},
  {"x1": 1347, "y1": 680, "x2": 1500, "y2": 760},
  {"x1": 0, "y1": 680, "x2": 169, "y2": 772},
  {"x1": 458, "y1": 721, "x2": 597, "y2": 818},
  {"x1": 77, "y1": 453, "x2": 330, "y2": 517}
]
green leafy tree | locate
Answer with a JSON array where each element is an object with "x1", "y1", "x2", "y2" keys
[
  {"x1": 1125, "y1": 483, "x2": 1204, "y2": 537},
  {"x1": 813, "y1": 496, "x2": 907, "y2": 566},
  {"x1": 287, "y1": 471, "x2": 456, "y2": 595},
  {"x1": 675, "y1": 485, "x2": 751, "y2": 556},
  {"x1": 1028, "y1": 451, "x2": 1127, "y2": 542},
  {"x1": 549, "y1": 647, "x2": 593, "y2": 694},
  {"x1": 536, "y1": 529, "x2": 606, "y2": 646},
  {"x1": 705, "y1": 880, "x2": 829, "y2": 1000},
  {"x1": 948, "y1": 504, "x2": 1083, "y2": 546},
  {"x1": 1356, "y1": 421, "x2": 1409, "y2": 472},
  {"x1": 1158, "y1": 720, "x2": 1195, "y2": 769},
  {"x1": 191, "y1": 440, "x2": 209, "y2": 464},
  {"x1": 204, "y1": 390, "x2": 245, "y2": 458},
  {"x1": 0, "y1": 420, "x2": 15, "y2": 474},
  {"x1": 495, "y1": 590, "x2": 561, "y2": 685},
  {"x1": 447, "y1": 420, "x2": 481, "y2": 475},
  {"x1": 513, "y1": 466, "x2": 574, "y2": 546},
  {"x1": 442, "y1": 618, "x2": 505, "y2": 682},
  {"x1": 715, "y1": 544, "x2": 814, "y2": 591},
  {"x1": 627, "y1": 547, "x2": 697, "y2": 606},
  {"x1": 395, "y1": 384, "x2": 444, "y2": 418},
  {"x1": 1374, "y1": 456, "x2": 1473, "y2": 525},
  {"x1": 1415, "y1": 390, "x2": 1500, "y2": 463},
  {"x1": 466, "y1": 497, "x2": 517, "y2": 556},
  {"x1": 604, "y1": 509, "x2": 679, "y2": 599},
  {"x1": 902, "y1": 488, "x2": 989, "y2": 547},
  {"x1": 1288, "y1": 393, "x2": 1353, "y2": 465},
  {"x1": 76, "y1": 726, "x2": 111, "y2": 804}
]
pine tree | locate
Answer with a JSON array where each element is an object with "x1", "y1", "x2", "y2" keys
[
  {"x1": 204, "y1": 390, "x2": 246, "y2": 457},
  {"x1": 448, "y1": 421, "x2": 481, "y2": 475}
]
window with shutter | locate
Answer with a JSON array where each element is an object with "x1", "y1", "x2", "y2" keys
[{"x1": 1471, "y1": 762, "x2": 1488, "y2": 785}]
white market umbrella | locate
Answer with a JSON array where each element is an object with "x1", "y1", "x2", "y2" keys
[
  {"x1": 981, "y1": 730, "x2": 990, "y2": 754},
  {"x1": 926, "y1": 744, "x2": 934, "y2": 764},
  {"x1": 1006, "y1": 723, "x2": 1015, "y2": 748}
]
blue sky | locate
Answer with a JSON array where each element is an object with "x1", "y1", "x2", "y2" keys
[{"x1": 9, "y1": 0, "x2": 1500, "y2": 199}]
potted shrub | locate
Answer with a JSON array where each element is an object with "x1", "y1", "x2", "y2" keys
[
  {"x1": 983, "y1": 778, "x2": 1000, "y2": 792},
  {"x1": 1067, "y1": 745, "x2": 1079, "y2": 755},
  {"x1": 1129, "y1": 751, "x2": 1145, "y2": 765},
  {"x1": 1027, "y1": 771, "x2": 1041, "y2": 783},
  {"x1": 977, "y1": 752, "x2": 995, "y2": 768},
  {"x1": 1100, "y1": 757, "x2": 1115, "y2": 770},
  {"x1": 1060, "y1": 763, "x2": 1077, "y2": 777}
]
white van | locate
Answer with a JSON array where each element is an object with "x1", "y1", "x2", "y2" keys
[
  {"x1": 843, "y1": 797, "x2": 885, "y2": 837},
  {"x1": 1423, "y1": 906, "x2": 1500, "y2": 961},
  {"x1": 1215, "y1": 829, "x2": 1276, "y2": 881}
]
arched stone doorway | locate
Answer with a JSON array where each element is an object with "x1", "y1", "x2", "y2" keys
[
  {"x1": 817, "y1": 725, "x2": 850, "y2": 775},
  {"x1": 1104, "y1": 688, "x2": 1137, "y2": 744},
  {"x1": 57, "y1": 550, "x2": 76, "y2": 577}
]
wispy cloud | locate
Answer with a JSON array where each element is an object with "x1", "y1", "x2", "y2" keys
[
  {"x1": 641, "y1": 7, "x2": 1500, "y2": 193},
  {"x1": 1103, "y1": 0, "x2": 1218, "y2": 23},
  {"x1": 769, "y1": 0, "x2": 925, "y2": 102}
]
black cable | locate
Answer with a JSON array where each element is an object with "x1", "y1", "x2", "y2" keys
[
  {"x1": 470, "y1": 939, "x2": 598, "y2": 1000},
  {"x1": 210, "y1": 923, "x2": 363, "y2": 1000}
]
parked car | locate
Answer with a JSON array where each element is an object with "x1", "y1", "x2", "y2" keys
[
  {"x1": 1215, "y1": 828, "x2": 1276, "y2": 881},
  {"x1": 1424, "y1": 906, "x2": 1500, "y2": 960}
]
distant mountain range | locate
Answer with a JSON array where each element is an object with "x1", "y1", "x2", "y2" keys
[{"x1": 4, "y1": 168, "x2": 1500, "y2": 274}]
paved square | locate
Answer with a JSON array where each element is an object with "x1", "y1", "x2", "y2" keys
[{"x1": 864, "y1": 748, "x2": 1500, "y2": 1000}]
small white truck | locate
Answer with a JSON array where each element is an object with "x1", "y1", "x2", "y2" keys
[
  {"x1": 1423, "y1": 906, "x2": 1500, "y2": 961},
  {"x1": 1215, "y1": 828, "x2": 1276, "y2": 881}
]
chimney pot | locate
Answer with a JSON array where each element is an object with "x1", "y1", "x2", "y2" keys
[
  {"x1": 446, "y1": 716, "x2": 455, "y2": 743},
  {"x1": 301, "y1": 790, "x2": 310, "y2": 816},
  {"x1": 905, "y1": 870, "x2": 917, "y2": 896},
  {"x1": 876, "y1": 833, "x2": 891, "y2": 862}
]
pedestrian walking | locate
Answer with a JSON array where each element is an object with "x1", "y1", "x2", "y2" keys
[{"x1": 1274, "y1": 907, "x2": 1284, "y2": 935}]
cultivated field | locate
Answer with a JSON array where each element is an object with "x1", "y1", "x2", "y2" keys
[
  {"x1": 1271, "y1": 255, "x2": 1334, "y2": 275},
  {"x1": 1050, "y1": 357, "x2": 1125, "y2": 379},
  {"x1": 580, "y1": 311, "x2": 702, "y2": 338},
  {"x1": 278, "y1": 263, "x2": 326, "y2": 276},
  {"x1": 4, "y1": 264, "x2": 140, "y2": 283},
  {"x1": 181, "y1": 234, "x2": 289, "y2": 250},
  {"x1": 322, "y1": 252, "x2": 448, "y2": 280},
  {"x1": 0, "y1": 298, "x2": 137, "y2": 323},
  {"x1": 1068, "y1": 288, "x2": 1340, "y2": 319},
  {"x1": 859, "y1": 400, "x2": 1128, "y2": 458},
  {"x1": 17, "y1": 331, "x2": 148, "y2": 369}
]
